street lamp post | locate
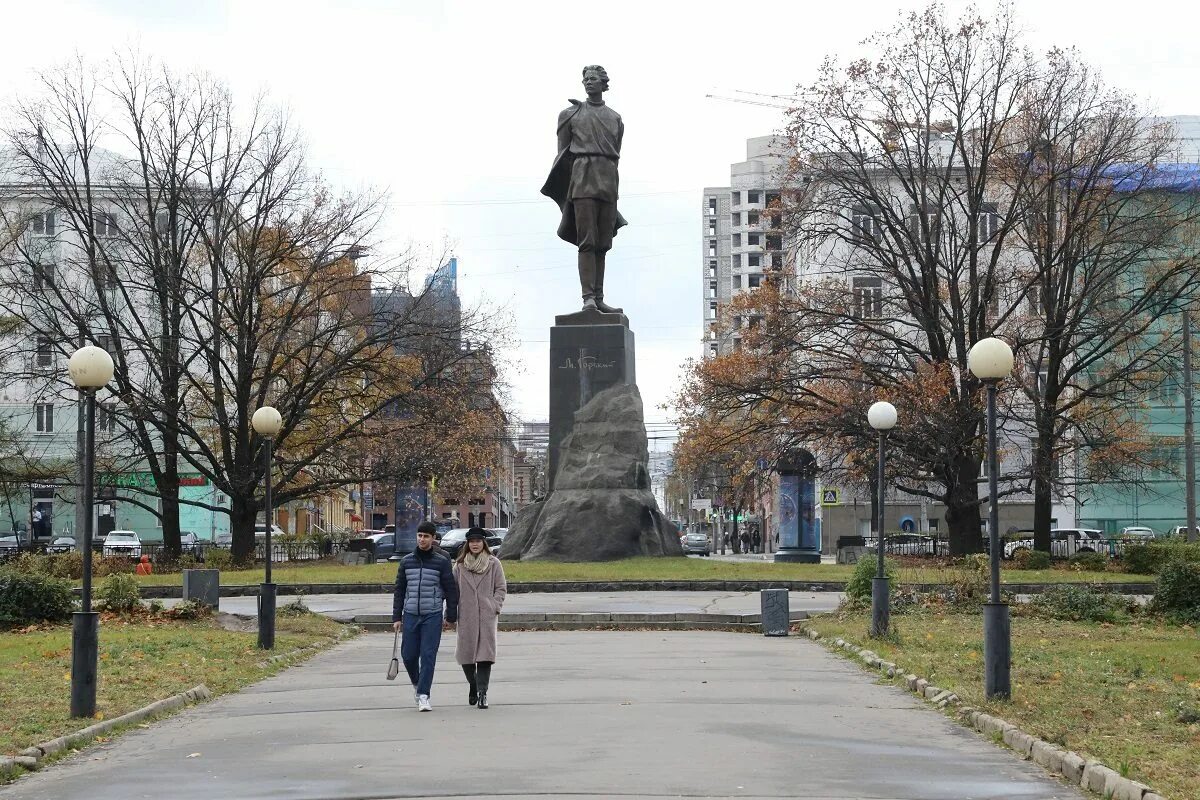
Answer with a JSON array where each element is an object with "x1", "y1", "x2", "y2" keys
[
  {"x1": 867, "y1": 401, "x2": 898, "y2": 638},
  {"x1": 67, "y1": 345, "x2": 115, "y2": 718},
  {"x1": 968, "y1": 337, "x2": 1015, "y2": 700},
  {"x1": 252, "y1": 406, "x2": 283, "y2": 650}
]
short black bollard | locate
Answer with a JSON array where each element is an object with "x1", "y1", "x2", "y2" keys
[{"x1": 760, "y1": 588, "x2": 789, "y2": 636}]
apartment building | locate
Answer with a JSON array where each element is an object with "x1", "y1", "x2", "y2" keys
[{"x1": 701, "y1": 136, "x2": 790, "y2": 358}]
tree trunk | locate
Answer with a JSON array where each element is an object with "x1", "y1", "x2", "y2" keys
[
  {"x1": 945, "y1": 454, "x2": 984, "y2": 555},
  {"x1": 230, "y1": 493, "x2": 258, "y2": 563},
  {"x1": 1031, "y1": 426, "x2": 1055, "y2": 553},
  {"x1": 158, "y1": 433, "x2": 183, "y2": 558}
]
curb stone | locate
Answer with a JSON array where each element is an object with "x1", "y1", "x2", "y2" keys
[
  {"x1": 0, "y1": 684, "x2": 212, "y2": 780},
  {"x1": 797, "y1": 620, "x2": 1167, "y2": 800}
]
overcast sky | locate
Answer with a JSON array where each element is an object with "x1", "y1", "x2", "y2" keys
[{"x1": 4, "y1": 0, "x2": 1200, "y2": 446}]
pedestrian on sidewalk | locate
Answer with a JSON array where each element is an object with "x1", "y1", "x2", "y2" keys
[
  {"x1": 752, "y1": 529, "x2": 761, "y2": 555},
  {"x1": 392, "y1": 521, "x2": 459, "y2": 712},
  {"x1": 453, "y1": 527, "x2": 507, "y2": 709}
]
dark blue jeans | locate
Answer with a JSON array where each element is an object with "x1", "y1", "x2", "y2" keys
[{"x1": 400, "y1": 611, "x2": 443, "y2": 696}]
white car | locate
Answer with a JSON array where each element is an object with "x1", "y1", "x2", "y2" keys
[
  {"x1": 1119, "y1": 526, "x2": 1155, "y2": 540},
  {"x1": 1004, "y1": 528, "x2": 1103, "y2": 559},
  {"x1": 102, "y1": 530, "x2": 142, "y2": 558},
  {"x1": 254, "y1": 524, "x2": 285, "y2": 541}
]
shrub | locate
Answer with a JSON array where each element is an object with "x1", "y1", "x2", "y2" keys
[
  {"x1": 204, "y1": 548, "x2": 233, "y2": 571},
  {"x1": 845, "y1": 553, "x2": 899, "y2": 601},
  {"x1": 46, "y1": 552, "x2": 84, "y2": 579},
  {"x1": 1068, "y1": 551, "x2": 1108, "y2": 572},
  {"x1": 96, "y1": 573, "x2": 142, "y2": 613},
  {"x1": 1151, "y1": 561, "x2": 1200, "y2": 624},
  {"x1": 9, "y1": 551, "x2": 51, "y2": 575},
  {"x1": 1029, "y1": 585, "x2": 1133, "y2": 624},
  {"x1": 1124, "y1": 541, "x2": 1200, "y2": 574},
  {"x1": 0, "y1": 568, "x2": 75, "y2": 628},
  {"x1": 164, "y1": 599, "x2": 212, "y2": 620},
  {"x1": 1010, "y1": 549, "x2": 1052, "y2": 570},
  {"x1": 277, "y1": 597, "x2": 312, "y2": 617}
]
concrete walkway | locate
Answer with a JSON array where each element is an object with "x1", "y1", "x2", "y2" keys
[
  {"x1": 197, "y1": 590, "x2": 843, "y2": 623},
  {"x1": 1, "y1": 631, "x2": 1084, "y2": 800}
]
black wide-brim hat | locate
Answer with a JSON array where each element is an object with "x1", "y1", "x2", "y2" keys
[{"x1": 465, "y1": 527, "x2": 489, "y2": 541}]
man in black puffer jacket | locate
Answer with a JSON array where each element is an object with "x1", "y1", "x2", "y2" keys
[{"x1": 392, "y1": 521, "x2": 459, "y2": 711}]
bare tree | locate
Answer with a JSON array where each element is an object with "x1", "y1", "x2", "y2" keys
[{"x1": 0, "y1": 54, "x2": 508, "y2": 561}]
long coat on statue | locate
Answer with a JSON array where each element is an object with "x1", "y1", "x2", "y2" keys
[
  {"x1": 453, "y1": 556, "x2": 507, "y2": 664},
  {"x1": 540, "y1": 99, "x2": 628, "y2": 245}
]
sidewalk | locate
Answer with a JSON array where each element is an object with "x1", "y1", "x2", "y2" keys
[
  {"x1": 196, "y1": 590, "x2": 843, "y2": 624},
  {"x1": 0, "y1": 631, "x2": 1084, "y2": 800}
]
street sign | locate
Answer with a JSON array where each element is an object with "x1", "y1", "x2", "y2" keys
[
  {"x1": 820, "y1": 488, "x2": 841, "y2": 507},
  {"x1": 691, "y1": 498, "x2": 712, "y2": 511}
]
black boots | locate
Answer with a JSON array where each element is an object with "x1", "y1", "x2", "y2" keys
[
  {"x1": 475, "y1": 662, "x2": 491, "y2": 709},
  {"x1": 462, "y1": 664, "x2": 477, "y2": 706}
]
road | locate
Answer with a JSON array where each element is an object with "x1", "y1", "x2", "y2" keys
[{"x1": 1, "y1": 631, "x2": 1084, "y2": 800}]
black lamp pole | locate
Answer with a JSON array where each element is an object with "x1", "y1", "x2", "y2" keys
[
  {"x1": 70, "y1": 389, "x2": 98, "y2": 717},
  {"x1": 870, "y1": 429, "x2": 890, "y2": 637},
  {"x1": 983, "y1": 379, "x2": 1011, "y2": 699},
  {"x1": 257, "y1": 435, "x2": 276, "y2": 650}
]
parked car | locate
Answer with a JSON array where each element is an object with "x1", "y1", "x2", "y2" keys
[
  {"x1": 102, "y1": 530, "x2": 142, "y2": 558},
  {"x1": 46, "y1": 536, "x2": 76, "y2": 554},
  {"x1": 1004, "y1": 528, "x2": 1103, "y2": 559},
  {"x1": 439, "y1": 528, "x2": 472, "y2": 559},
  {"x1": 254, "y1": 524, "x2": 285, "y2": 541},
  {"x1": 1168, "y1": 525, "x2": 1200, "y2": 539},
  {"x1": 178, "y1": 531, "x2": 205, "y2": 559},
  {"x1": 1119, "y1": 526, "x2": 1156, "y2": 540},
  {"x1": 346, "y1": 530, "x2": 396, "y2": 562},
  {"x1": 0, "y1": 532, "x2": 29, "y2": 561},
  {"x1": 487, "y1": 528, "x2": 508, "y2": 558},
  {"x1": 214, "y1": 531, "x2": 233, "y2": 548},
  {"x1": 683, "y1": 532, "x2": 711, "y2": 556}
]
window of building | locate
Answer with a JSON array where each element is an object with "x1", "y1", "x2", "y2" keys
[
  {"x1": 1027, "y1": 283, "x2": 1042, "y2": 313},
  {"x1": 95, "y1": 213, "x2": 118, "y2": 238},
  {"x1": 748, "y1": 233, "x2": 760, "y2": 246},
  {"x1": 708, "y1": 260, "x2": 717, "y2": 277},
  {"x1": 707, "y1": 197, "x2": 717, "y2": 216},
  {"x1": 707, "y1": 218, "x2": 716, "y2": 235},
  {"x1": 35, "y1": 336, "x2": 53, "y2": 368},
  {"x1": 976, "y1": 202, "x2": 999, "y2": 243},
  {"x1": 732, "y1": 233, "x2": 741, "y2": 247},
  {"x1": 731, "y1": 212, "x2": 740, "y2": 227},
  {"x1": 708, "y1": 302, "x2": 717, "y2": 319},
  {"x1": 769, "y1": 213, "x2": 782, "y2": 228},
  {"x1": 1032, "y1": 368, "x2": 1050, "y2": 397},
  {"x1": 35, "y1": 403, "x2": 54, "y2": 433},
  {"x1": 852, "y1": 277, "x2": 884, "y2": 318},
  {"x1": 94, "y1": 334, "x2": 112, "y2": 353},
  {"x1": 851, "y1": 205, "x2": 882, "y2": 241},
  {"x1": 32, "y1": 263, "x2": 54, "y2": 290},
  {"x1": 766, "y1": 191, "x2": 780, "y2": 207},
  {"x1": 155, "y1": 212, "x2": 171, "y2": 235},
  {"x1": 910, "y1": 207, "x2": 940, "y2": 244},
  {"x1": 709, "y1": 343, "x2": 718, "y2": 357},
  {"x1": 31, "y1": 210, "x2": 56, "y2": 237},
  {"x1": 987, "y1": 289, "x2": 1001, "y2": 318},
  {"x1": 732, "y1": 275, "x2": 742, "y2": 290},
  {"x1": 748, "y1": 274, "x2": 762, "y2": 288},
  {"x1": 97, "y1": 403, "x2": 117, "y2": 434},
  {"x1": 747, "y1": 191, "x2": 761, "y2": 204},
  {"x1": 731, "y1": 253, "x2": 740, "y2": 268},
  {"x1": 708, "y1": 280, "x2": 717, "y2": 298},
  {"x1": 708, "y1": 240, "x2": 716, "y2": 257},
  {"x1": 748, "y1": 254, "x2": 760, "y2": 267},
  {"x1": 747, "y1": 211, "x2": 759, "y2": 226},
  {"x1": 766, "y1": 234, "x2": 782, "y2": 251},
  {"x1": 95, "y1": 262, "x2": 119, "y2": 291},
  {"x1": 730, "y1": 190, "x2": 740, "y2": 205}
]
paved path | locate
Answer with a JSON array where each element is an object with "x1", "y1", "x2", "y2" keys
[
  {"x1": 196, "y1": 590, "x2": 843, "y2": 622},
  {"x1": 2, "y1": 631, "x2": 1083, "y2": 800}
]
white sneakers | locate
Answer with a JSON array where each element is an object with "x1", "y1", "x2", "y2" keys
[{"x1": 417, "y1": 694, "x2": 432, "y2": 712}]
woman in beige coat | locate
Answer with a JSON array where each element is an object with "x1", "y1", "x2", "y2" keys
[{"x1": 454, "y1": 527, "x2": 507, "y2": 709}]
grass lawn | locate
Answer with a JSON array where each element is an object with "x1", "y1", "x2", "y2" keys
[
  {"x1": 803, "y1": 608, "x2": 1200, "y2": 800},
  {"x1": 0, "y1": 611, "x2": 351, "y2": 760},
  {"x1": 125, "y1": 557, "x2": 1151, "y2": 588}
]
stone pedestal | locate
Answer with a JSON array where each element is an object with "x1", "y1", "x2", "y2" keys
[
  {"x1": 760, "y1": 588, "x2": 789, "y2": 636},
  {"x1": 548, "y1": 313, "x2": 635, "y2": 492},
  {"x1": 182, "y1": 569, "x2": 219, "y2": 609}
]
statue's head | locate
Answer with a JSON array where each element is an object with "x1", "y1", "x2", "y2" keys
[{"x1": 582, "y1": 65, "x2": 609, "y2": 94}]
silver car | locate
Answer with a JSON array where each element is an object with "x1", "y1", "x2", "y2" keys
[
  {"x1": 683, "y1": 532, "x2": 711, "y2": 556},
  {"x1": 102, "y1": 530, "x2": 142, "y2": 558}
]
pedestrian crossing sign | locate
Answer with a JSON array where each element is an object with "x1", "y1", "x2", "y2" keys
[{"x1": 820, "y1": 488, "x2": 840, "y2": 506}]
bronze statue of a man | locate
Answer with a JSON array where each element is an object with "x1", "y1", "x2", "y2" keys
[{"x1": 541, "y1": 65, "x2": 627, "y2": 314}]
